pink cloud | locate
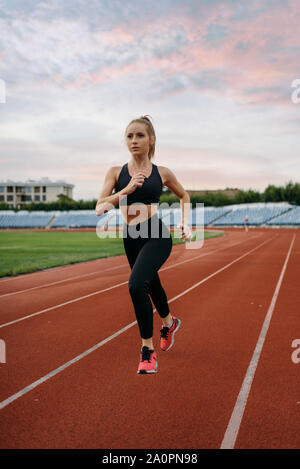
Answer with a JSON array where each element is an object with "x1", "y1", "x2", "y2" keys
[
  {"x1": 166, "y1": 165, "x2": 287, "y2": 192},
  {"x1": 65, "y1": 61, "x2": 141, "y2": 89},
  {"x1": 40, "y1": 0, "x2": 300, "y2": 108}
]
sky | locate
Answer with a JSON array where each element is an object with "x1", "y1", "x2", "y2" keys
[{"x1": 0, "y1": 0, "x2": 299, "y2": 200}]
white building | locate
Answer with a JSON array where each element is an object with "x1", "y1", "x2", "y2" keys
[{"x1": 0, "y1": 177, "x2": 74, "y2": 209}]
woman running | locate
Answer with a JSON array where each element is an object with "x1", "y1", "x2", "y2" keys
[{"x1": 95, "y1": 115, "x2": 192, "y2": 374}]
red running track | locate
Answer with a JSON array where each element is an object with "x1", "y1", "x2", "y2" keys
[{"x1": 0, "y1": 228, "x2": 299, "y2": 449}]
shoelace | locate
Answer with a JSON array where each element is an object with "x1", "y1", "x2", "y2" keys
[
  {"x1": 160, "y1": 326, "x2": 169, "y2": 339},
  {"x1": 141, "y1": 348, "x2": 152, "y2": 362}
]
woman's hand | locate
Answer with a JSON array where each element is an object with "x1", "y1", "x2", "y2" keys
[
  {"x1": 176, "y1": 223, "x2": 193, "y2": 242},
  {"x1": 123, "y1": 172, "x2": 147, "y2": 195}
]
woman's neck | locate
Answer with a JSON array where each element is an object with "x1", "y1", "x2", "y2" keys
[{"x1": 129, "y1": 157, "x2": 151, "y2": 170}]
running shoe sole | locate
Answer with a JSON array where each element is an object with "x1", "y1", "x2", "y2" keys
[
  {"x1": 137, "y1": 363, "x2": 158, "y2": 374},
  {"x1": 137, "y1": 369, "x2": 157, "y2": 374}
]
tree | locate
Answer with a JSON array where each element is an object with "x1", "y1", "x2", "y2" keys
[{"x1": 263, "y1": 185, "x2": 283, "y2": 202}]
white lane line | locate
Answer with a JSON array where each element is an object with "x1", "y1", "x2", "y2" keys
[
  {"x1": 164, "y1": 236, "x2": 276, "y2": 303},
  {"x1": 162, "y1": 234, "x2": 263, "y2": 273},
  {"x1": 0, "y1": 263, "x2": 128, "y2": 298},
  {"x1": 0, "y1": 280, "x2": 128, "y2": 329},
  {"x1": 0, "y1": 254, "x2": 120, "y2": 284},
  {"x1": 0, "y1": 321, "x2": 137, "y2": 410},
  {"x1": 0, "y1": 230, "x2": 261, "y2": 294},
  {"x1": 0, "y1": 234, "x2": 272, "y2": 329},
  {"x1": 0, "y1": 235, "x2": 276, "y2": 409},
  {"x1": 0, "y1": 233, "x2": 261, "y2": 301},
  {"x1": 220, "y1": 234, "x2": 296, "y2": 450}
]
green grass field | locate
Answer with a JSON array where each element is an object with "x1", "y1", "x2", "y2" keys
[{"x1": 0, "y1": 229, "x2": 224, "y2": 278}]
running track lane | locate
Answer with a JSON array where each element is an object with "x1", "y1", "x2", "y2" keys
[
  {"x1": 0, "y1": 229, "x2": 298, "y2": 448},
  {"x1": 0, "y1": 231, "x2": 265, "y2": 397},
  {"x1": 0, "y1": 231, "x2": 263, "y2": 327},
  {"x1": 0, "y1": 230, "x2": 254, "y2": 295},
  {"x1": 232, "y1": 231, "x2": 300, "y2": 449}
]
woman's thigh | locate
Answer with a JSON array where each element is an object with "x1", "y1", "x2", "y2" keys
[
  {"x1": 123, "y1": 236, "x2": 145, "y2": 269},
  {"x1": 129, "y1": 236, "x2": 172, "y2": 285},
  {"x1": 123, "y1": 214, "x2": 172, "y2": 271}
]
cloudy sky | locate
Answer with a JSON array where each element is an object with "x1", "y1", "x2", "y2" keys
[{"x1": 0, "y1": 0, "x2": 299, "y2": 200}]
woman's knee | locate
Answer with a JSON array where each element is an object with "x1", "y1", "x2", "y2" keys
[{"x1": 128, "y1": 275, "x2": 149, "y2": 296}]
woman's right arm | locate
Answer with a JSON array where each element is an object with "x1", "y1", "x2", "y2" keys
[
  {"x1": 95, "y1": 167, "x2": 146, "y2": 216},
  {"x1": 95, "y1": 167, "x2": 126, "y2": 216}
]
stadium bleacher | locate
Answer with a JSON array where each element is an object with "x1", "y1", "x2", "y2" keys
[
  {"x1": 212, "y1": 203, "x2": 292, "y2": 226},
  {"x1": 0, "y1": 203, "x2": 299, "y2": 229},
  {"x1": 203, "y1": 207, "x2": 232, "y2": 226},
  {"x1": 0, "y1": 212, "x2": 56, "y2": 228},
  {"x1": 266, "y1": 205, "x2": 300, "y2": 225},
  {"x1": 51, "y1": 210, "x2": 104, "y2": 228}
]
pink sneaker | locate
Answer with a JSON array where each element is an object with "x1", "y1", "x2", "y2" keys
[
  {"x1": 160, "y1": 316, "x2": 181, "y2": 351},
  {"x1": 137, "y1": 346, "x2": 158, "y2": 374}
]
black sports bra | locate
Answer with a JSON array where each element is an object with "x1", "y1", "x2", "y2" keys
[{"x1": 115, "y1": 162, "x2": 163, "y2": 206}]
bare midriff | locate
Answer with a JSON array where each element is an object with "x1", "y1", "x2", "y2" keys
[{"x1": 120, "y1": 204, "x2": 158, "y2": 226}]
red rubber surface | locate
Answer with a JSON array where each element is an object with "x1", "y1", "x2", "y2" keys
[{"x1": 0, "y1": 228, "x2": 299, "y2": 449}]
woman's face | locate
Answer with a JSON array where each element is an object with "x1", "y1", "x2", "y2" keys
[{"x1": 125, "y1": 122, "x2": 153, "y2": 158}]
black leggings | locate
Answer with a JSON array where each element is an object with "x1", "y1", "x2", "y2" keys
[{"x1": 123, "y1": 213, "x2": 173, "y2": 339}]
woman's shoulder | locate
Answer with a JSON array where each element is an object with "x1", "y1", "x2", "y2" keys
[
  {"x1": 157, "y1": 165, "x2": 173, "y2": 173},
  {"x1": 156, "y1": 165, "x2": 170, "y2": 176},
  {"x1": 157, "y1": 165, "x2": 175, "y2": 185},
  {"x1": 112, "y1": 164, "x2": 126, "y2": 184}
]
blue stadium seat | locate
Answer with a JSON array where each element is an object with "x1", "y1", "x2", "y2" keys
[
  {"x1": 0, "y1": 204, "x2": 298, "y2": 229},
  {"x1": 267, "y1": 206, "x2": 300, "y2": 225},
  {"x1": 212, "y1": 203, "x2": 291, "y2": 226}
]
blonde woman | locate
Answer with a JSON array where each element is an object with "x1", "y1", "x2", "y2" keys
[{"x1": 96, "y1": 115, "x2": 192, "y2": 374}]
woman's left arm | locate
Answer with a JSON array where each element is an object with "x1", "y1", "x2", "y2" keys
[{"x1": 160, "y1": 166, "x2": 192, "y2": 241}]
